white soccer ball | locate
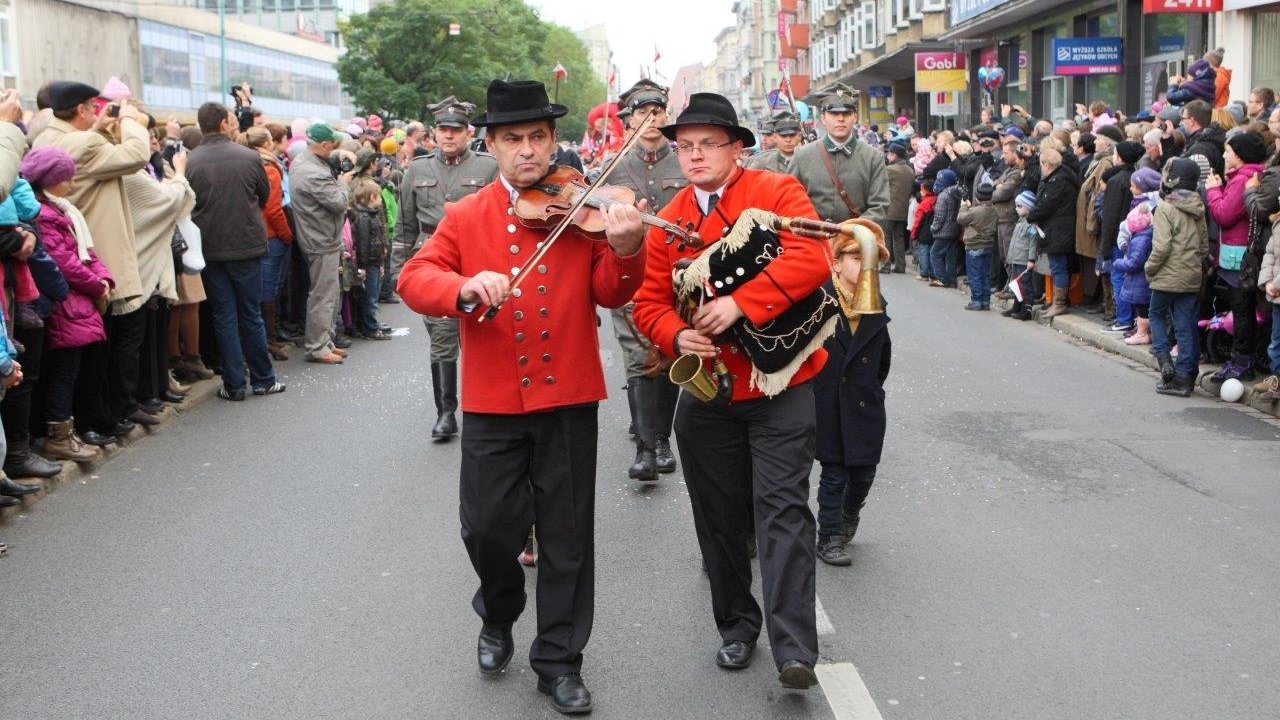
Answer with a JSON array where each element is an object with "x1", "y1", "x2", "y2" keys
[{"x1": 1220, "y1": 378, "x2": 1245, "y2": 403}]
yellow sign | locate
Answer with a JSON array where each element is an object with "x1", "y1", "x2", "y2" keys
[{"x1": 915, "y1": 52, "x2": 968, "y2": 93}]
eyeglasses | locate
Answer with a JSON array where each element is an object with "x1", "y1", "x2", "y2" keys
[{"x1": 674, "y1": 140, "x2": 735, "y2": 156}]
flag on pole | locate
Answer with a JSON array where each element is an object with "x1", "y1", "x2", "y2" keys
[
  {"x1": 607, "y1": 65, "x2": 617, "y2": 90},
  {"x1": 1008, "y1": 270, "x2": 1028, "y2": 303},
  {"x1": 654, "y1": 45, "x2": 661, "y2": 63},
  {"x1": 553, "y1": 63, "x2": 568, "y2": 80}
]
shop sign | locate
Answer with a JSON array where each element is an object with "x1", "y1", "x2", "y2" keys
[
  {"x1": 950, "y1": 0, "x2": 1018, "y2": 26},
  {"x1": 868, "y1": 86, "x2": 892, "y2": 98},
  {"x1": 1156, "y1": 36, "x2": 1183, "y2": 55},
  {"x1": 930, "y1": 92, "x2": 959, "y2": 117},
  {"x1": 1143, "y1": 0, "x2": 1222, "y2": 13},
  {"x1": 915, "y1": 52, "x2": 968, "y2": 92},
  {"x1": 1051, "y1": 37, "x2": 1123, "y2": 76}
]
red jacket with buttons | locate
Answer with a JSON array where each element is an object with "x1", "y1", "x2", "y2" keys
[
  {"x1": 632, "y1": 168, "x2": 830, "y2": 402},
  {"x1": 397, "y1": 180, "x2": 647, "y2": 414}
]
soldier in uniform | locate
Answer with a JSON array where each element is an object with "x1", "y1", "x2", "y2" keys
[
  {"x1": 392, "y1": 97, "x2": 498, "y2": 441},
  {"x1": 758, "y1": 119, "x2": 776, "y2": 151},
  {"x1": 609, "y1": 79, "x2": 689, "y2": 482},
  {"x1": 748, "y1": 111, "x2": 803, "y2": 173},
  {"x1": 788, "y1": 84, "x2": 890, "y2": 228}
]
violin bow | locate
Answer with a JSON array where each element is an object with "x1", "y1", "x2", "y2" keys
[{"x1": 478, "y1": 112, "x2": 659, "y2": 322}]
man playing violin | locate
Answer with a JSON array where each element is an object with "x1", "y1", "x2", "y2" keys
[
  {"x1": 631, "y1": 92, "x2": 829, "y2": 690},
  {"x1": 397, "y1": 79, "x2": 647, "y2": 715},
  {"x1": 609, "y1": 79, "x2": 688, "y2": 482}
]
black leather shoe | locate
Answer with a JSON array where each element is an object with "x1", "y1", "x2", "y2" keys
[
  {"x1": 654, "y1": 436, "x2": 677, "y2": 474},
  {"x1": 161, "y1": 390, "x2": 185, "y2": 404},
  {"x1": 0, "y1": 494, "x2": 19, "y2": 508},
  {"x1": 139, "y1": 399, "x2": 164, "y2": 415},
  {"x1": 537, "y1": 673, "x2": 592, "y2": 715},
  {"x1": 778, "y1": 660, "x2": 818, "y2": 690},
  {"x1": 81, "y1": 430, "x2": 118, "y2": 447},
  {"x1": 110, "y1": 420, "x2": 136, "y2": 438},
  {"x1": 127, "y1": 409, "x2": 161, "y2": 427},
  {"x1": 333, "y1": 335, "x2": 353, "y2": 349},
  {"x1": 477, "y1": 623, "x2": 514, "y2": 676},
  {"x1": 5, "y1": 453, "x2": 62, "y2": 479},
  {"x1": 0, "y1": 476, "x2": 39, "y2": 497},
  {"x1": 715, "y1": 640, "x2": 755, "y2": 670}
]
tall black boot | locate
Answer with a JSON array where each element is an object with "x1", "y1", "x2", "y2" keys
[
  {"x1": 624, "y1": 381, "x2": 637, "y2": 438},
  {"x1": 432, "y1": 361, "x2": 459, "y2": 441},
  {"x1": 653, "y1": 377, "x2": 678, "y2": 473},
  {"x1": 627, "y1": 379, "x2": 656, "y2": 482}
]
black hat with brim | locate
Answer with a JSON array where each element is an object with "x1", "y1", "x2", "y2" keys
[
  {"x1": 46, "y1": 81, "x2": 101, "y2": 112},
  {"x1": 471, "y1": 79, "x2": 569, "y2": 129},
  {"x1": 659, "y1": 92, "x2": 755, "y2": 147}
]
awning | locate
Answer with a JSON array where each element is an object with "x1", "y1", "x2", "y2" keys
[{"x1": 940, "y1": 0, "x2": 1078, "y2": 41}]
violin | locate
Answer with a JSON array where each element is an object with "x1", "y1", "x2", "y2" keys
[{"x1": 514, "y1": 165, "x2": 701, "y2": 249}]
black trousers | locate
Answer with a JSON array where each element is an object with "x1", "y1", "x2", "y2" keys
[
  {"x1": 674, "y1": 382, "x2": 818, "y2": 669},
  {"x1": 2, "y1": 324, "x2": 43, "y2": 452},
  {"x1": 74, "y1": 341, "x2": 113, "y2": 433},
  {"x1": 459, "y1": 403, "x2": 598, "y2": 682},
  {"x1": 41, "y1": 347, "x2": 82, "y2": 422},
  {"x1": 137, "y1": 301, "x2": 171, "y2": 401},
  {"x1": 1230, "y1": 283, "x2": 1259, "y2": 357},
  {"x1": 105, "y1": 307, "x2": 147, "y2": 419}
]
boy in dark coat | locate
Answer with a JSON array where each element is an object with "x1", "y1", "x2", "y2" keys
[{"x1": 813, "y1": 219, "x2": 892, "y2": 566}]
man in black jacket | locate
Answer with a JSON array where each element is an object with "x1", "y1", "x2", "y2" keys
[
  {"x1": 185, "y1": 102, "x2": 284, "y2": 400},
  {"x1": 1179, "y1": 100, "x2": 1226, "y2": 179}
]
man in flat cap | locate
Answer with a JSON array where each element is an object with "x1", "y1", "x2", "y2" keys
[
  {"x1": 33, "y1": 81, "x2": 158, "y2": 439},
  {"x1": 398, "y1": 79, "x2": 646, "y2": 714},
  {"x1": 609, "y1": 78, "x2": 686, "y2": 482},
  {"x1": 748, "y1": 110, "x2": 803, "y2": 173},
  {"x1": 392, "y1": 97, "x2": 497, "y2": 441},
  {"x1": 789, "y1": 83, "x2": 889, "y2": 229}
]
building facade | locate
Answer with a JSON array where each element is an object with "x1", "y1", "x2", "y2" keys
[
  {"x1": 574, "y1": 24, "x2": 611, "y2": 89},
  {"x1": 8, "y1": 0, "x2": 347, "y2": 121}
]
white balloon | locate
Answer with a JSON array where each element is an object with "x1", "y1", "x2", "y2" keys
[{"x1": 1220, "y1": 378, "x2": 1245, "y2": 403}]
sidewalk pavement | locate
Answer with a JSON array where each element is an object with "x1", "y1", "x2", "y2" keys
[{"x1": 0, "y1": 378, "x2": 221, "y2": 533}]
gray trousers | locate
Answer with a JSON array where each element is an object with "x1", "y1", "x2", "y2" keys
[
  {"x1": 425, "y1": 316, "x2": 460, "y2": 362},
  {"x1": 883, "y1": 220, "x2": 907, "y2": 272},
  {"x1": 304, "y1": 250, "x2": 341, "y2": 360},
  {"x1": 609, "y1": 305, "x2": 648, "y2": 379}
]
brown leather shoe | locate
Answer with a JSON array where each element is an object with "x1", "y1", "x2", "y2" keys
[
  {"x1": 307, "y1": 353, "x2": 344, "y2": 364},
  {"x1": 332, "y1": 348, "x2": 349, "y2": 358}
]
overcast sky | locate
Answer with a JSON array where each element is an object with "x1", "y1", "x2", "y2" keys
[{"x1": 525, "y1": 0, "x2": 737, "y2": 89}]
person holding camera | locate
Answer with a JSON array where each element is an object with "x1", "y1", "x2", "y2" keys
[
  {"x1": 33, "y1": 81, "x2": 155, "y2": 439},
  {"x1": 289, "y1": 123, "x2": 355, "y2": 365}
]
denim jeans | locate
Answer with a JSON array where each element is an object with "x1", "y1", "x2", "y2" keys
[
  {"x1": 916, "y1": 241, "x2": 934, "y2": 278},
  {"x1": 260, "y1": 237, "x2": 290, "y2": 302},
  {"x1": 202, "y1": 258, "x2": 276, "y2": 392},
  {"x1": 965, "y1": 247, "x2": 992, "y2": 305},
  {"x1": 1268, "y1": 305, "x2": 1280, "y2": 374},
  {"x1": 359, "y1": 265, "x2": 382, "y2": 332},
  {"x1": 1048, "y1": 253, "x2": 1070, "y2": 294},
  {"x1": 816, "y1": 463, "x2": 875, "y2": 538},
  {"x1": 1149, "y1": 289, "x2": 1199, "y2": 377},
  {"x1": 931, "y1": 238, "x2": 957, "y2": 286}
]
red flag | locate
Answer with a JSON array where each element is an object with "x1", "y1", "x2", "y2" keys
[
  {"x1": 607, "y1": 65, "x2": 616, "y2": 87},
  {"x1": 654, "y1": 45, "x2": 661, "y2": 63},
  {"x1": 553, "y1": 63, "x2": 568, "y2": 80}
]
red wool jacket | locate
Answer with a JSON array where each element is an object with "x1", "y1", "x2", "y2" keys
[
  {"x1": 397, "y1": 180, "x2": 647, "y2": 414},
  {"x1": 631, "y1": 168, "x2": 830, "y2": 402}
]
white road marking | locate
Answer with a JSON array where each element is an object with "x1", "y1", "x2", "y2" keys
[
  {"x1": 815, "y1": 596, "x2": 835, "y2": 636},
  {"x1": 816, "y1": 662, "x2": 885, "y2": 720}
]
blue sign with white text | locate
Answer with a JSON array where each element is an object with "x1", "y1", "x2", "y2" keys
[
  {"x1": 1051, "y1": 37, "x2": 1123, "y2": 76},
  {"x1": 869, "y1": 86, "x2": 892, "y2": 98}
]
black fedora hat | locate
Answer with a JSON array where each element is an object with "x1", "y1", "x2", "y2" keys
[
  {"x1": 660, "y1": 92, "x2": 755, "y2": 147},
  {"x1": 471, "y1": 79, "x2": 569, "y2": 128}
]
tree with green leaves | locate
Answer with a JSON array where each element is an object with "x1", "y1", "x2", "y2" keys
[{"x1": 338, "y1": 0, "x2": 604, "y2": 140}]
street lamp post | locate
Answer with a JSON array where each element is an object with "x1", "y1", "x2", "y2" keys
[{"x1": 218, "y1": 0, "x2": 228, "y2": 98}]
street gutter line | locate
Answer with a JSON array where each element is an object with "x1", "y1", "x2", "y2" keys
[
  {"x1": 817, "y1": 662, "x2": 886, "y2": 720},
  {"x1": 816, "y1": 596, "x2": 835, "y2": 635}
]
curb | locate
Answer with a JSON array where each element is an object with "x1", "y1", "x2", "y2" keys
[
  {"x1": 0, "y1": 377, "x2": 221, "y2": 527},
  {"x1": 1041, "y1": 307, "x2": 1280, "y2": 415}
]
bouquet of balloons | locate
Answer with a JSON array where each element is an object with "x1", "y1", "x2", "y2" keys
[{"x1": 977, "y1": 64, "x2": 1006, "y2": 104}]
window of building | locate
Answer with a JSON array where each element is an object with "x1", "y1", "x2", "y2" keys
[
  {"x1": 1255, "y1": 12, "x2": 1280, "y2": 99},
  {"x1": 885, "y1": 0, "x2": 899, "y2": 35},
  {"x1": 1039, "y1": 24, "x2": 1070, "y2": 121},
  {"x1": 921, "y1": 0, "x2": 945, "y2": 11},
  {"x1": 857, "y1": 2, "x2": 877, "y2": 50},
  {"x1": 840, "y1": 14, "x2": 856, "y2": 57}
]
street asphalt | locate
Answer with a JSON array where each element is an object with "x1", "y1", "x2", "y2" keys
[{"x1": 2, "y1": 272, "x2": 1279, "y2": 720}]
